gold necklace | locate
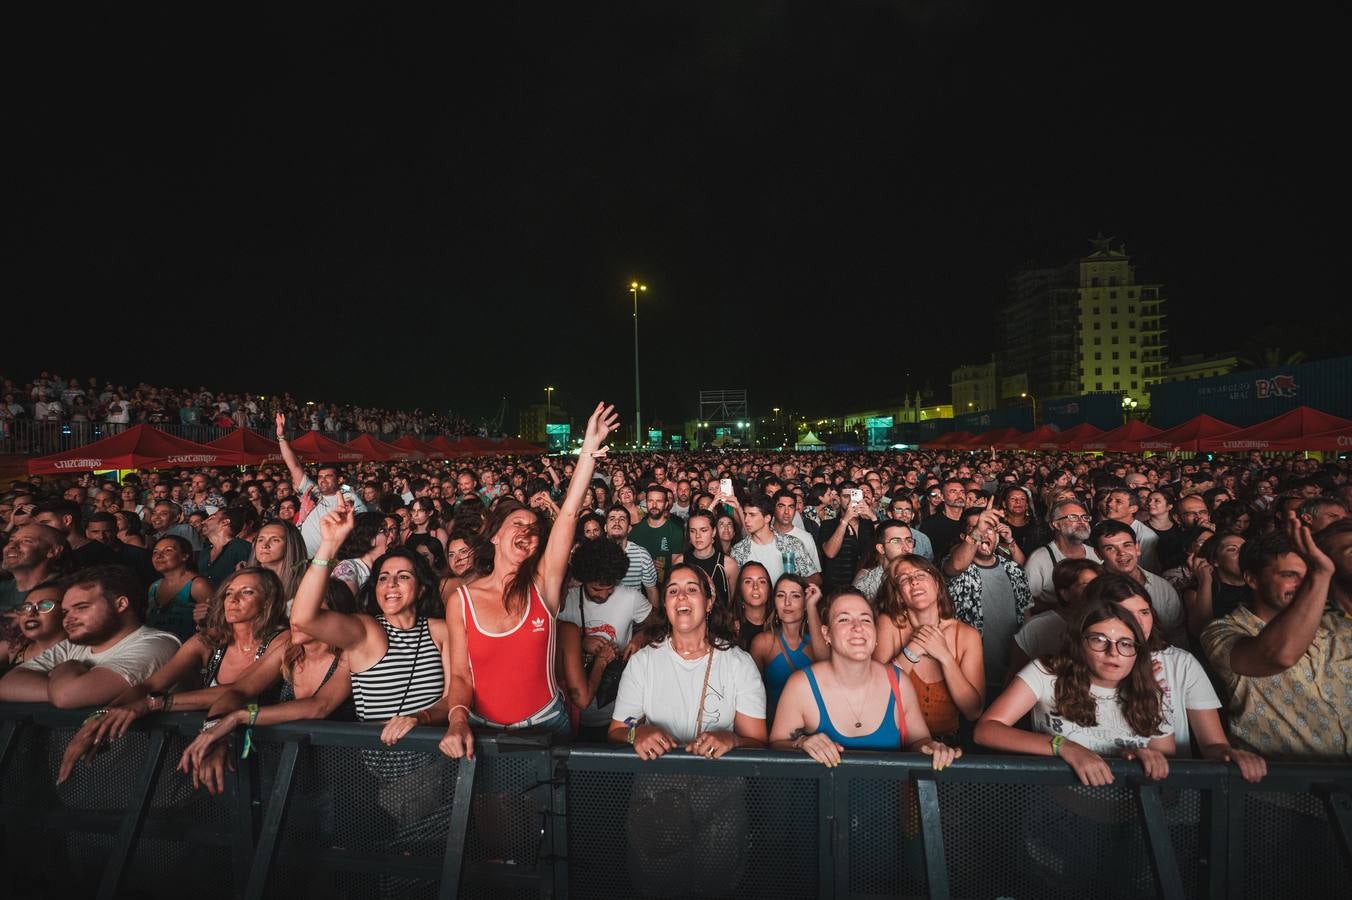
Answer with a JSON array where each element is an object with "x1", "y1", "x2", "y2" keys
[{"x1": 838, "y1": 669, "x2": 872, "y2": 730}]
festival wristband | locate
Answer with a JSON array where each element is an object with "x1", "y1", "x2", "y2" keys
[
  {"x1": 240, "y1": 703, "x2": 260, "y2": 759},
  {"x1": 1050, "y1": 735, "x2": 1066, "y2": 757},
  {"x1": 310, "y1": 558, "x2": 330, "y2": 568},
  {"x1": 84, "y1": 708, "x2": 110, "y2": 727}
]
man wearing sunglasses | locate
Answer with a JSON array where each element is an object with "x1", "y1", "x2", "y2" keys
[{"x1": 1023, "y1": 499, "x2": 1101, "y2": 607}]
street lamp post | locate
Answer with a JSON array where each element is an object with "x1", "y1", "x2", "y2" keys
[
  {"x1": 1020, "y1": 392, "x2": 1039, "y2": 427},
  {"x1": 1121, "y1": 395, "x2": 1139, "y2": 423},
  {"x1": 545, "y1": 386, "x2": 554, "y2": 418},
  {"x1": 629, "y1": 281, "x2": 647, "y2": 448}
]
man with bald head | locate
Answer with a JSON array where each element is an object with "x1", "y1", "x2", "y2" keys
[{"x1": 1, "y1": 523, "x2": 69, "y2": 613}]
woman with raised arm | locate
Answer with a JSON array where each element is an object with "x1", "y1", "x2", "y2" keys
[
  {"x1": 289, "y1": 505, "x2": 447, "y2": 747},
  {"x1": 437, "y1": 402, "x2": 620, "y2": 759}
]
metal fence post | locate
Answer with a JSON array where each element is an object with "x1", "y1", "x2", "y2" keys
[
  {"x1": 243, "y1": 737, "x2": 303, "y2": 900},
  {"x1": 914, "y1": 776, "x2": 951, "y2": 900},
  {"x1": 1135, "y1": 783, "x2": 1184, "y2": 900},
  {"x1": 1322, "y1": 789, "x2": 1352, "y2": 877},
  {"x1": 96, "y1": 726, "x2": 169, "y2": 900},
  {"x1": 437, "y1": 754, "x2": 478, "y2": 900}
]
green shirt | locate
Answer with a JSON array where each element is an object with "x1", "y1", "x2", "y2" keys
[{"x1": 628, "y1": 517, "x2": 685, "y2": 582}]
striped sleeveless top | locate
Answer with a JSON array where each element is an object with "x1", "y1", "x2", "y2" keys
[
  {"x1": 351, "y1": 615, "x2": 445, "y2": 721},
  {"x1": 460, "y1": 583, "x2": 558, "y2": 726}
]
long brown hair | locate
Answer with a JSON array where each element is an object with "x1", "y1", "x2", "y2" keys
[
  {"x1": 470, "y1": 499, "x2": 548, "y2": 618},
  {"x1": 875, "y1": 554, "x2": 955, "y2": 623},
  {"x1": 200, "y1": 567, "x2": 288, "y2": 651},
  {"x1": 1045, "y1": 596, "x2": 1163, "y2": 737},
  {"x1": 644, "y1": 563, "x2": 738, "y2": 650}
]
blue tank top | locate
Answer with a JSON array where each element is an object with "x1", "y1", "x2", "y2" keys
[
  {"x1": 146, "y1": 577, "x2": 199, "y2": 642},
  {"x1": 764, "y1": 631, "x2": 813, "y2": 718},
  {"x1": 803, "y1": 664, "x2": 904, "y2": 750}
]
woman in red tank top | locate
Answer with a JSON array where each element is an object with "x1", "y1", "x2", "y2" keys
[{"x1": 436, "y1": 402, "x2": 620, "y2": 759}]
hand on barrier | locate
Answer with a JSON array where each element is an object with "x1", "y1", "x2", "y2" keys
[
  {"x1": 632, "y1": 724, "x2": 678, "y2": 760},
  {"x1": 686, "y1": 729, "x2": 736, "y2": 760},
  {"x1": 1214, "y1": 746, "x2": 1268, "y2": 784},
  {"x1": 190, "y1": 743, "x2": 235, "y2": 796},
  {"x1": 796, "y1": 732, "x2": 845, "y2": 768},
  {"x1": 1123, "y1": 746, "x2": 1169, "y2": 781},
  {"x1": 380, "y1": 715, "x2": 417, "y2": 746},
  {"x1": 439, "y1": 716, "x2": 475, "y2": 760},
  {"x1": 1060, "y1": 740, "x2": 1114, "y2": 786},
  {"x1": 919, "y1": 740, "x2": 962, "y2": 771}
]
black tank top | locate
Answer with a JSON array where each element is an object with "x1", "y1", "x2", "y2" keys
[{"x1": 687, "y1": 549, "x2": 730, "y2": 608}]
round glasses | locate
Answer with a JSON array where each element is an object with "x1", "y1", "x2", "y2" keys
[
  {"x1": 19, "y1": 600, "x2": 58, "y2": 615},
  {"x1": 1083, "y1": 633, "x2": 1138, "y2": 656}
]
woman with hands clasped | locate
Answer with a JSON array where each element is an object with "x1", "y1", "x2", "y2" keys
[
  {"x1": 435, "y1": 402, "x2": 621, "y2": 759},
  {"x1": 289, "y1": 503, "x2": 447, "y2": 747},
  {"x1": 872, "y1": 555, "x2": 984, "y2": 743},
  {"x1": 770, "y1": 589, "x2": 960, "y2": 769}
]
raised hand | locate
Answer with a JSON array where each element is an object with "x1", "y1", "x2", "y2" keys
[
  {"x1": 318, "y1": 498, "x2": 355, "y2": 546},
  {"x1": 274, "y1": 411, "x2": 286, "y2": 439},
  {"x1": 581, "y1": 403, "x2": 620, "y2": 456}
]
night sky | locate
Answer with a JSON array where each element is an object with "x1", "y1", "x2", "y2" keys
[{"x1": 10, "y1": 3, "x2": 1343, "y2": 427}]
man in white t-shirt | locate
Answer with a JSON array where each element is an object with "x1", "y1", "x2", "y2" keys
[
  {"x1": 276, "y1": 412, "x2": 366, "y2": 554},
  {"x1": 558, "y1": 539, "x2": 656, "y2": 735},
  {"x1": 0, "y1": 566, "x2": 180, "y2": 707}
]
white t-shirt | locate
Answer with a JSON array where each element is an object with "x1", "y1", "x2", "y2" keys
[
  {"x1": 1016, "y1": 660, "x2": 1172, "y2": 754},
  {"x1": 1023, "y1": 542, "x2": 1101, "y2": 606},
  {"x1": 744, "y1": 538, "x2": 787, "y2": 584},
  {"x1": 1154, "y1": 645, "x2": 1219, "y2": 755},
  {"x1": 559, "y1": 584, "x2": 653, "y2": 726},
  {"x1": 297, "y1": 475, "x2": 367, "y2": 555},
  {"x1": 1131, "y1": 519, "x2": 1161, "y2": 574},
  {"x1": 1014, "y1": 609, "x2": 1068, "y2": 660},
  {"x1": 1141, "y1": 569, "x2": 1188, "y2": 649},
  {"x1": 612, "y1": 642, "x2": 766, "y2": 743},
  {"x1": 19, "y1": 626, "x2": 182, "y2": 688}
]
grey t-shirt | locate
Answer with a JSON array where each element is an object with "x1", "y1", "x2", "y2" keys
[{"x1": 975, "y1": 561, "x2": 1018, "y2": 692}]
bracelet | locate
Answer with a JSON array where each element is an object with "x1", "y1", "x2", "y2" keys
[
  {"x1": 415, "y1": 708, "x2": 433, "y2": 725},
  {"x1": 1050, "y1": 734, "x2": 1066, "y2": 757},
  {"x1": 310, "y1": 558, "x2": 331, "y2": 568},
  {"x1": 241, "y1": 703, "x2": 260, "y2": 759},
  {"x1": 448, "y1": 704, "x2": 471, "y2": 722},
  {"x1": 163, "y1": 693, "x2": 175, "y2": 713},
  {"x1": 144, "y1": 692, "x2": 166, "y2": 713},
  {"x1": 84, "y1": 708, "x2": 110, "y2": 727},
  {"x1": 200, "y1": 717, "x2": 223, "y2": 733},
  {"x1": 901, "y1": 644, "x2": 922, "y2": 665}
]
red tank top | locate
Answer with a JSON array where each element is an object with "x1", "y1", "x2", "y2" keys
[{"x1": 460, "y1": 582, "x2": 558, "y2": 725}]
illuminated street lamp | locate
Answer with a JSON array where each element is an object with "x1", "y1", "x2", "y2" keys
[
  {"x1": 629, "y1": 281, "x2": 648, "y2": 448},
  {"x1": 545, "y1": 386, "x2": 555, "y2": 418},
  {"x1": 1122, "y1": 395, "x2": 1139, "y2": 423},
  {"x1": 1020, "y1": 391, "x2": 1039, "y2": 427}
]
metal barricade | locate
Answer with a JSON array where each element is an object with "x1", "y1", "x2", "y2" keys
[{"x1": 2, "y1": 703, "x2": 1350, "y2": 899}]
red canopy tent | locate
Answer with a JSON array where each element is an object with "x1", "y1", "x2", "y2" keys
[
  {"x1": 956, "y1": 427, "x2": 1023, "y2": 449},
  {"x1": 426, "y1": 436, "x2": 466, "y2": 458},
  {"x1": 288, "y1": 431, "x2": 366, "y2": 463},
  {"x1": 28, "y1": 425, "x2": 253, "y2": 475},
  {"x1": 1049, "y1": 423, "x2": 1105, "y2": 450},
  {"x1": 1077, "y1": 420, "x2": 1164, "y2": 452},
  {"x1": 498, "y1": 437, "x2": 543, "y2": 455},
  {"x1": 345, "y1": 434, "x2": 410, "y2": 462},
  {"x1": 922, "y1": 431, "x2": 973, "y2": 450},
  {"x1": 207, "y1": 429, "x2": 284, "y2": 465},
  {"x1": 1195, "y1": 407, "x2": 1352, "y2": 452},
  {"x1": 454, "y1": 437, "x2": 502, "y2": 456},
  {"x1": 1136, "y1": 414, "x2": 1239, "y2": 453},
  {"x1": 1264, "y1": 423, "x2": 1352, "y2": 452},
  {"x1": 388, "y1": 435, "x2": 430, "y2": 460},
  {"x1": 1012, "y1": 425, "x2": 1065, "y2": 450}
]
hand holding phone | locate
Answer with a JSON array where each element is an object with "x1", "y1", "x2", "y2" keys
[{"x1": 719, "y1": 478, "x2": 734, "y2": 498}]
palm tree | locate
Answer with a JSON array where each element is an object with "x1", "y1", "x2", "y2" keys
[{"x1": 1236, "y1": 347, "x2": 1306, "y2": 370}]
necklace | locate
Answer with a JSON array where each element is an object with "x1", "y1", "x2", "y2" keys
[
  {"x1": 839, "y1": 669, "x2": 872, "y2": 730},
  {"x1": 677, "y1": 639, "x2": 707, "y2": 658}
]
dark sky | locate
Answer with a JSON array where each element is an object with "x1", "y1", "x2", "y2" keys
[{"x1": 10, "y1": 3, "x2": 1344, "y2": 427}]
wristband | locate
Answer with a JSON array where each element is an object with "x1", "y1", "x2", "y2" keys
[
  {"x1": 624, "y1": 716, "x2": 638, "y2": 745},
  {"x1": 240, "y1": 703, "x2": 260, "y2": 759},
  {"x1": 1050, "y1": 734, "x2": 1066, "y2": 757},
  {"x1": 310, "y1": 558, "x2": 331, "y2": 568},
  {"x1": 901, "y1": 644, "x2": 922, "y2": 665},
  {"x1": 448, "y1": 704, "x2": 471, "y2": 722},
  {"x1": 200, "y1": 717, "x2": 224, "y2": 734}
]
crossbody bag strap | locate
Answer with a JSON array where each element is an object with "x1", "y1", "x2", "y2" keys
[
  {"x1": 693, "y1": 647, "x2": 716, "y2": 736},
  {"x1": 885, "y1": 664, "x2": 908, "y2": 749}
]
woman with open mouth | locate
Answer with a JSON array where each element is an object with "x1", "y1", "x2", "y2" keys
[{"x1": 0, "y1": 582, "x2": 66, "y2": 672}]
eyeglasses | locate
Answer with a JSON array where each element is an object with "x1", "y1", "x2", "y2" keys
[
  {"x1": 1083, "y1": 633, "x2": 1138, "y2": 656},
  {"x1": 1053, "y1": 514, "x2": 1092, "y2": 523},
  {"x1": 19, "y1": 600, "x2": 57, "y2": 615},
  {"x1": 893, "y1": 572, "x2": 932, "y2": 587},
  {"x1": 884, "y1": 536, "x2": 915, "y2": 546}
]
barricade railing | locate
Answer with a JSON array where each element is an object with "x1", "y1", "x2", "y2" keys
[{"x1": 2, "y1": 702, "x2": 1350, "y2": 899}]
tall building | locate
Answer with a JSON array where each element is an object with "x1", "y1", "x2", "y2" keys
[
  {"x1": 999, "y1": 236, "x2": 1167, "y2": 409},
  {"x1": 950, "y1": 359, "x2": 998, "y2": 413}
]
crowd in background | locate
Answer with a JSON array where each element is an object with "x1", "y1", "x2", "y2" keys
[{"x1": 2, "y1": 401, "x2": 1350, "y2": 815}]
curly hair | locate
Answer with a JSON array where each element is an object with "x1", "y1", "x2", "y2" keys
[
  {"x1": 643, "y1": 563, "x2": 739, "y2": 650},
  {"x1": 336, "y1": 511, "x2": 388, "y2": 560},
  {"x1": 1044, "y1": 595, "x2": 1163, "y2": 738},
  {"x1": 570, "y1": 536, "x2": 629, "y2": 587}
]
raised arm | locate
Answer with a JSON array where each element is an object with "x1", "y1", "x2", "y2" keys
[
  {"x1": 1226, "y1": 518, "x2": 1333, "y2": 676},
  {"x1": 275, "y1": 412, "x2": 307, "y2": 491},
  {"x1": 540, "y1": 403, "x2": 619, "y2": 611},
  {"x1": 289, "y1": 501, "x2": 371, "y2": 654}
]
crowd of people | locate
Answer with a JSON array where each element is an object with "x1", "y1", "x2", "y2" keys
[
  {"x1": 3, "y1": 401, "x2": 1351, "y2": 807},
  {"x1": 0, "y1": 371, "x2": 484, "y2": 439}
]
